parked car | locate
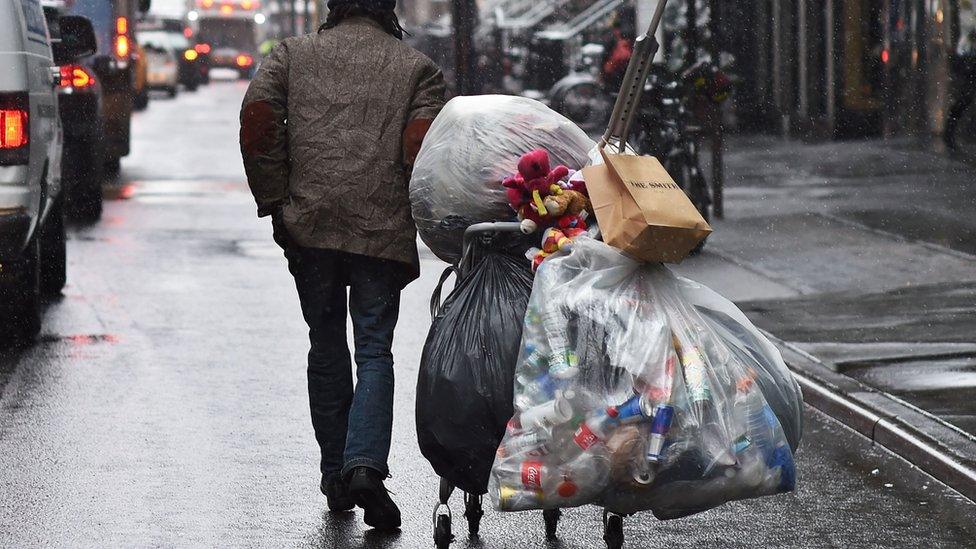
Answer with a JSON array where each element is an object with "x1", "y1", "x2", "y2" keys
[
  {"x1": 0, "y1": 0, "x2": 95, "y2": 340},
  {"x1": 139, "y1": 37, "x2": 179, "y2": 97}
]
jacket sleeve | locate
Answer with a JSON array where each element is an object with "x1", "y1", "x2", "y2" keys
[
  {"x1": 403, "y1": 58, "x2": 446, "y2": 167},
  {"x1": 407, "y1": 58, "x2": 446, "y2": 124},
  {"x1": 240, "y1": 42, "x2": 290, "y2": 218}
]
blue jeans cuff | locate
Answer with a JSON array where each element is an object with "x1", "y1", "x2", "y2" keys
[{"x1": 341, "y1": 458, "x2": 388, "y2": 479}]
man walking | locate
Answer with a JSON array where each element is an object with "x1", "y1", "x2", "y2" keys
[{"x1": 239, "y1": 0, "x2": 445, "y2": 531}]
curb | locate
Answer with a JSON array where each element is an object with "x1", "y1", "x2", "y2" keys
[{"x1": 765, "y1": 333, "x2": 976, "y2": 502}]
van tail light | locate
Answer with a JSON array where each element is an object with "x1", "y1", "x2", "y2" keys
[
  {"x1": 59, "y1": 65, "x2": 96, "y2": 90},
  {"x1": 0, "y1": 93, "x2": 29, "y2": 165}
]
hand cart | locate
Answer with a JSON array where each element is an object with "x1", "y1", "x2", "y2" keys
[
  {"x1": 428, "y1": 221, "x2": 561, "y2": 548},
  {"x1": 430, "y1": 2, "x2": 671, "y2": 545}
]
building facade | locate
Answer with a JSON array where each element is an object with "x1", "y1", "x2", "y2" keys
[{"x1": 718, "y1": 0, "x2": 974, "y2": 139}]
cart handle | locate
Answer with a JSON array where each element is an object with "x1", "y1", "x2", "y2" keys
[
  {"x1": 601, "y1": 0, "x2": 670, "y2": 153},
  {"x1": 458, "y1": 221, "x2": 525, "y2": 275}
]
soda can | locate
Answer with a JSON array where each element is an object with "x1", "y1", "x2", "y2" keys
[
  {"x1": 520, "y1": 396, "x2": 573, "y2": 431},
  {"x1": 497, "y1": 485, "x2": 543, "y2": 511},
  {"x1": 609, "y1": 394, "x2": 655, "y2": 423},
  {"x1": 646, "y1": 405, "x2": 675, "y2": 463}
]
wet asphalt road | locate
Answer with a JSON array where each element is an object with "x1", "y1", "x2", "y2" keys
[{"x1": 1, "y1": 79, "x2": 975, "y2": 548}]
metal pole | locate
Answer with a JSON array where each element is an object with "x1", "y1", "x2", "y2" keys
[{"x1": 451, "y1": 0, "x2": 477, "y2": 95}]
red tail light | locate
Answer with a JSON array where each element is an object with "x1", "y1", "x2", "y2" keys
[
  {"x1": 0, "y1": 93, "x2": 29, "y2": 165},
  {"x1": 194, "y1": 43, "x2": 211, "y2": 54},
  {"x1": 59, "y1": 65, "x2": 96, "y2": 89},
  {"x1": 236, "y1": 54, "x2": 253, "y2": 67}
]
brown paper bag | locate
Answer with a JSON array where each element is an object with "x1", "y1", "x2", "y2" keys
[{"x1": 582, "y1": 149, "x2": 711, "y2": 263}]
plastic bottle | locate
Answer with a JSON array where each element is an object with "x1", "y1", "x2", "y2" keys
[
  {"x1": 739, "y1": 388, "x2": 796, "y2": 491},
  {"x1": 493, "y1": 459, "x2": 559, "y2": 494},
  {"x1": 514, "y1": 371, "x2": 559, "y2": 410},
  {"x1": 553, "y1": 450, "x2": 610, "y2": 502},
  {"x1": 540, "y1": 304, "x2": 579, "y2": 380},
  {"x1": 497, "y1": 429, "x2": 551, "y2": 459},
  {"x1": 518, "y1": 394, "x2": 574, "y2": 431},
  {"x1": 571, "y1": 410, "x2": 617, "y2": 451}
]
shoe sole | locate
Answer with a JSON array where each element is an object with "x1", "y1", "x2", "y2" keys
[{"x1": 349, "y1": 486, "x2": 401, "y2": 531}]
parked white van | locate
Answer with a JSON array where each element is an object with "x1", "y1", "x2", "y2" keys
[{"x1": 0, "y1": 0, "x2": 94, "y2": 340}]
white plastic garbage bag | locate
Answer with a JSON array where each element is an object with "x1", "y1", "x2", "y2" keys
[
  {"x1": 489, "y1": 237, "x2": 801, "y2": 519},
  {"x1": 410, "y1": 95, "x2": 594, "y2": 263}
]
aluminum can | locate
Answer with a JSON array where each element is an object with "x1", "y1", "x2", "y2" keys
[
  {"x1": 497, "y1": 485, "x2": 544, "y2": 511},
  {"x1": 610, "y1": 394, "x2": 655, "y2": 423},
  {"x1": 646, "y1": 404, "x2": 675, "y2": 462}
]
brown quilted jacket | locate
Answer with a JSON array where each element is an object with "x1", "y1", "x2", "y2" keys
[{"x1": 240, "y1": 17, "x2": 446, "y2": 281}]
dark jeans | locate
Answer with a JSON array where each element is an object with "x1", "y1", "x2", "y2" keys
[{"x1": 282, "y1": 241, "x2": 404, "y2": 481}]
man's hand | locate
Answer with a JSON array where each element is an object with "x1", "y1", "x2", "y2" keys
[{"x1": 271, "y1": 208, "x2": 290, "y2": 251}]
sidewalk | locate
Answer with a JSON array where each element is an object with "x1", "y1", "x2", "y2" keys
[{"x1": 678, "y1": 134, "x2": 976, "y2": 499}]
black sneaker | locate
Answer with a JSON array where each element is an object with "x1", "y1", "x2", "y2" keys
[
  {"x1": 346, "y1": 467, "x2": 401, "y2": 530},
  {"x1": 321, "y1": 474, "x2": 354, "y2": 512}
]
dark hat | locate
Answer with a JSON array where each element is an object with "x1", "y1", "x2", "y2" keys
[{"x1": 327, "y1": 0, "x2": 396, "y2": 10}]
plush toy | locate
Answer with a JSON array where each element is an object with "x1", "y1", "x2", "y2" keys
[
  {"x1": 503, "y1": 149, "x2": 571, "y2": 233},
  {"x1": 526, "y1": 227, "x2": 589, "y2": 272},
  {"x1": 543, "y1": 189, "x2": 591, "y2": 219}
]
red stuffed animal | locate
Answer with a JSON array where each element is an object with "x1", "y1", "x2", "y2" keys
[{"x1": 503, "y1": 149, "x2": 570, "y2": 233}]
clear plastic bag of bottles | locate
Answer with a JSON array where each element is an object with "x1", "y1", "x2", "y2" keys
[{"x1": 489, "y1": 237, "x2": 800, "y2": 519}]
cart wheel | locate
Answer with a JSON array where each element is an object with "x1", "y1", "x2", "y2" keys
[
  {"x1": 463, "y1": 492, "x2": 483, "y2": 536},
  {"x1": 603, "y1": 511, "x2": 624, "y2": 549},
  {"x1": 434, "y1": 514, "x2": 454, "y2": 549},
  {"x1": 543, "y1": 508, "x2": 561, "y2": 540}
]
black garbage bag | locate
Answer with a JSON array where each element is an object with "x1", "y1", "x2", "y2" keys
[{"x1": 416, "y1": 252, "x2": 534, "y2": 495}]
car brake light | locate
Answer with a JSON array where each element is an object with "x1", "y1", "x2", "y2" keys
[
  {"x1": 116, "y1": 16, "x2": 127, "y2": 34},
  {"x1": 0, "y1": 93, "x2": 29, "y2": 165},
  {"x1": 1, "y1": 111, "x2": 27, "y2": 149},
  {"x1": 59, "y1": 65, "x2": 96, "y2": 89},
  {"x1": 236, "y1": 54, "x2": 253, "y2": 67},
  {"x1": 184, "y1": 49, "x2": 199, "y2": 61},
  {"x1": 194, "y1": 43, "x2": 211, "y2": 54},
  {"x1": 183, "y1": 27, "x2": 193, "y2": 38}
]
